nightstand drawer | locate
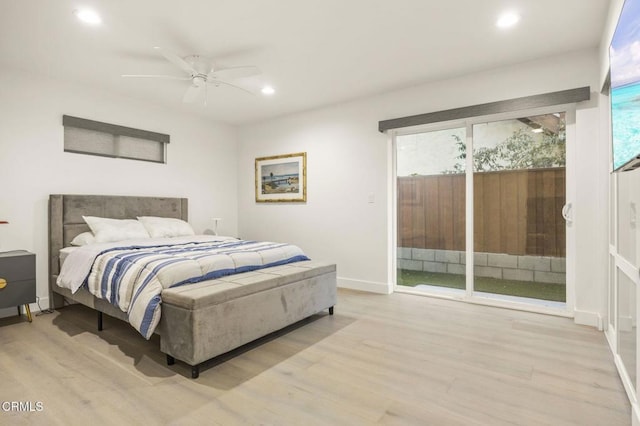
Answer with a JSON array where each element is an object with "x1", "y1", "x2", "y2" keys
[
  {"x1": 0, "y1": 251, "x2": 35, "y2": 281},
  {"x1": 0, "y1": 279, "x2": 36, "y2": 308}
]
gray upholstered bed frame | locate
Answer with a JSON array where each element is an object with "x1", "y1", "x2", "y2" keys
[{"x1": 48, "y1": 194, "x2": 337, "y2": 378}]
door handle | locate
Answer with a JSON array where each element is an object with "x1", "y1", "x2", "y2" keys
[{"x1": 562, "y1": 203, "x2": 573, "y2": 225}]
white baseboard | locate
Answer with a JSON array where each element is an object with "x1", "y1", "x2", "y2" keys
[
  {"x1": 34, "y1": 296, "x2": 49, "y2": 312},
  {"x1": 574, "y1": 309, "x2": 603, "y2": 330},
  {"x1": 338, "y1": 277, "x2": 391, "y2": 294}
]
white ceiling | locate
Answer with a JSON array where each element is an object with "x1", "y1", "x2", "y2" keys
[{"x1": 1, "y1": 0, "x2": 609, "y2": 125}]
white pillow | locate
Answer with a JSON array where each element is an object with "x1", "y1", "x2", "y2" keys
[
  {"x1": 137, "y1": 216, "x2": 195, "y2": 238},
  {"x1": 70, "y1": 231, "x2": 96, "y2": 246},
  {"x1": 82, "y1": 216, "x2": 150, "y2": 243}
]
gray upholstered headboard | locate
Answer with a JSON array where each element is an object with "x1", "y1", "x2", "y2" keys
[{"x1": 48, "y1": 194, "x2": 188, "y2": 284}]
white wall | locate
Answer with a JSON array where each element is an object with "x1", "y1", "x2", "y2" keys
[
  {"x1": 237, "y1": 49, "x2": 608, "y2": 323},
  {"x1": 0, "y1": 67, "x2": 238, "y2": 313},
  {"x1": 600, "y1": 0, "x2": 625, "y2": 89},
  {"x1": 600, "y1": 2, "x2": 640, "y2": 424},
  {"x1": 573, "y1": 96, "x2": 610, "y2": 327},
  {"x1": 238, "y1": 96, "x2": 390, "y2": 293}
]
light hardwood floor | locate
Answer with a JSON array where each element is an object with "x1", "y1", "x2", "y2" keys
[{"x1": 0, "y1": 289, "x2": 630, "y2": 425}]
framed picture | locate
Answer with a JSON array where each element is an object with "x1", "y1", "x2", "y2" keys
[{"x1": 255, "y1": 152, "x2": 307, "y2": 203}]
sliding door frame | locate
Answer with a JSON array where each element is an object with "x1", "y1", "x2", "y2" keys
[{"x1": 391, "y1": 104, "x2": 576, "y2": 317}]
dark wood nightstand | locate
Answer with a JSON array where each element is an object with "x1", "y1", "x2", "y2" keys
[{"x1": 0, "y1": 250, "x2": 36, "y2": 322}]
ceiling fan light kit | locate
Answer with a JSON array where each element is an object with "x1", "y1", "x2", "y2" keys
[{"x1": 123, "y1": 47, "x2": 267, "y2": 105}]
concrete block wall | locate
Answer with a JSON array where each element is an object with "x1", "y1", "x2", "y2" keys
[{"x1": 398, "y1": 248, "x2": 565, "y2": 285}]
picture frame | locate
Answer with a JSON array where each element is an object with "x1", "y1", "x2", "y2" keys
[{"x1": 255, "y1": 152, "x2": 307, "y2": 203}]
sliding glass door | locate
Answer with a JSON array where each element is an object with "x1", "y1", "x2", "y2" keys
[
  {"x1": 471, "y1": 113, "x2": 566, "y2": 304},
  {"x1": 395, "y1": 110, "x2": 568, "y2": 308},
  {"x1": 396, "y1": 127, "x2": 466, "y2": 295}
]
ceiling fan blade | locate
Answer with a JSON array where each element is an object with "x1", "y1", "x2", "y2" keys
[
  {"x1": 210, "y1": 66, "x2": 261, "y2": 81},
  {"x1": 154, "y1": 46, "x2": 197, "y2": 75},
  {"x1": 209, "y1": 79, "x2": 257, "y2": 96},
  {"x1": 122, "y1": 74, "x2": 191, "y2": 80},
  {"x1": 183, "y1": 84, "x2": 203, "y2": 103}
]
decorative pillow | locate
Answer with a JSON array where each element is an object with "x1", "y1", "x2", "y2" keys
[
  {"x1": 137, "y1": 216, "x2": 195, "y2": 238},
  {"x1": 70, "y1": 231, "x2": 96, "y2": 246},
  {"x1": 82, "y1": 216, "x2": 150, "y2": 243}
]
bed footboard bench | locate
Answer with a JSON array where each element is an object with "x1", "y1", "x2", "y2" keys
[{"x1": 159, "y1": 260, "x2": 337, "y2": 378}]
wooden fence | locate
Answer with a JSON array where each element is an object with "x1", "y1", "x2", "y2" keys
[{"x1": 397, "y1": 168, "x2": 565, "y2": 257}]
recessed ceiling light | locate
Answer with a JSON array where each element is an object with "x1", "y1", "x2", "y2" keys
[
  {"x1": 261, "y1": 86, "x2": 275, "y2": 96},
  {"x1": 496, "y1": 12, "x2": 520, "y2": 28},
  {"x1": 74, "y1": 9, "x2": 102, "y2": 25}
]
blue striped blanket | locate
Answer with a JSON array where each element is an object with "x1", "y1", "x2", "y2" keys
[{"x1": 81, "y1": 238, "x2": 309, "y2": 339}]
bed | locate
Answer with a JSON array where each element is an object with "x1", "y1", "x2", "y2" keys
[{"x1": 48, "y1": 194, "x2": 337, "y2": 378}]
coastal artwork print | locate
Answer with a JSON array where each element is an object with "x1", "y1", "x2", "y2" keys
[{"x1": 255, "y1": 152, "x2": 307, "y2": 202}]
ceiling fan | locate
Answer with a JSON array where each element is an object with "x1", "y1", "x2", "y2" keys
[{"x1": 123, "y1": 47, "x2": 261, "y2": 105}]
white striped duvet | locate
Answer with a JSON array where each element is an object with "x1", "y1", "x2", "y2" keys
[{"x1": 57, "y1": 236, "x2": 309, "y2": 339}]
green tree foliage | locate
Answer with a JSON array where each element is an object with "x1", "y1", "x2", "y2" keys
[{"x1": 444, "y1": 121, "x2": 565, "y2": 174}]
